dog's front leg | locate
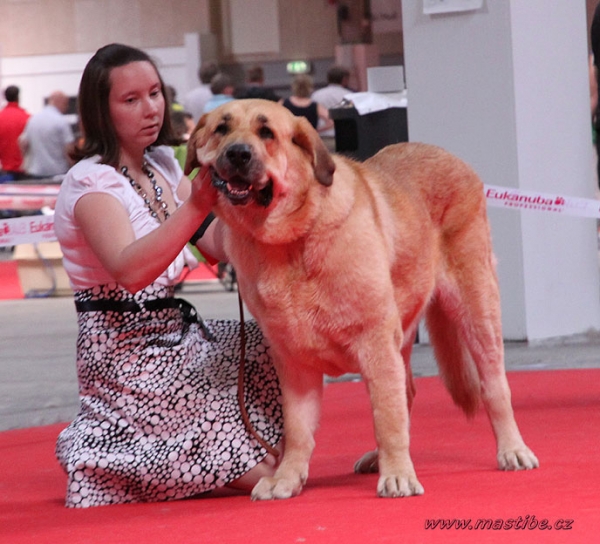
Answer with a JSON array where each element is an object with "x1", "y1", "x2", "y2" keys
[
  {"x1": 362, "y1": 350, "x2": 424, "y2": 498},
  {"x1": 251, "y1": 365, "x2": 323, "y2": 500},
  {"x1": 354, "y1": 331, "x2": 418, "y2": 476}
]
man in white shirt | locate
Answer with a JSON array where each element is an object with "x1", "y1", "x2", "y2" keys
[
  {"x1": 183, "y1": 62, "x2": 219, "y2": 123},
  {"x1": 311, "y1": 65, "x2": 352, "y2": 150},
  {"x1": 21, "y1": 91, "x2": 75, "y2": 178}
]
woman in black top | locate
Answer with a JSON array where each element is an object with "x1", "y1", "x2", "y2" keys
[{"x1": 280, "y1": 74, "x2": 333, "y2": 131}]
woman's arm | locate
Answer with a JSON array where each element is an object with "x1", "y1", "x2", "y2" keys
[
  {"x1": 75, "y1": 166, "x2": 221, "y2": 293},
  {"x1": 316, "y1": 103, "x2": 334, "y2": 133},
  {"x1": 177, "y1": 170, "x2": 228, "y2": 264}
]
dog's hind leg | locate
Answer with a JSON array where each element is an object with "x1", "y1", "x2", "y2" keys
[
  {"x1": 429, "y1": 221, "x2": 538, "y2": 471},
  {"x1": 402, "y1": 327, "x2": 418, "y2": 412}
]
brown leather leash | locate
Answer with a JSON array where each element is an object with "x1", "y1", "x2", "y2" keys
[{"x1": 237, "y1": 289, "x2": 281, "y2": 458}]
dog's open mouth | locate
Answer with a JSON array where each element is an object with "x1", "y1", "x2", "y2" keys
[{"x1": 211, "y1": 168, "x2": 273, "y2": 207}]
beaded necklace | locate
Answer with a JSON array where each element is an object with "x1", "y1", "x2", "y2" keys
[{"x1": 121, "y1": 162, "x2": 170, "y2": 222}]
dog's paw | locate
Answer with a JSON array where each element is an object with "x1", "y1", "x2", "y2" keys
[
  {"x1": 497, "y1": 447, "x2": 539, "y2": 471},
  {"x1": 354, "y1": 450, "x2": 379, "y2": 474},
  {"x1": 251, "y1": 476, "x2": 303, "y2": 501},
  {"x1": 377, "y1": 474, "x2": 424, "y2": 498}
]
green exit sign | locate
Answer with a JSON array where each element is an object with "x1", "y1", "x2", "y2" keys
[{"x1": 286, "y1": 60, "x2": 311, "y2": 74}]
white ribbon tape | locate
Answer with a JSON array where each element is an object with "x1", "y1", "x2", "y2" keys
[
  {"x1": 0, "y1": 214, "x2": 56, "y2": 247},
  {"x1": 484, "y1": 184, "x2": 600, "y2": 219},
  {"x1": 1, "y1": 185, "x2": 599, "y2": 248}
]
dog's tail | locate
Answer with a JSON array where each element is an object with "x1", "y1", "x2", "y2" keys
[{"x1": 425, "y1": 291, "x2": 481, "y2": 417}]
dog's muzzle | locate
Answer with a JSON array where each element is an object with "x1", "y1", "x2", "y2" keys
[{"x1": 211, "y1": 143, "x2": 273, "y2": 207}]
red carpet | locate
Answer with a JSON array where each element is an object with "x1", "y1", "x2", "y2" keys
[
  {"x1": 180, "y1": 262, "x2": 221, "y2": 282},
  {"x1": 1, "y1": 369, "x2": 598, "y2": 543},
  {"x1": 0, "y1": 260, "x2": 24, "y2": 299}
]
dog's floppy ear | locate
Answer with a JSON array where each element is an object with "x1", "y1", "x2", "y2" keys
[
  {"x1": 292, "y1": 117, "x2": 335, "y2": 187},
  {"x1": 184, "y1": 115, "x2": 208, "y2": 176}
]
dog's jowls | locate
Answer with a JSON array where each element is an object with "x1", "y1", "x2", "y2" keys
[{"x1": 186, "y1": 99, "x2": 539, "y2": 500}]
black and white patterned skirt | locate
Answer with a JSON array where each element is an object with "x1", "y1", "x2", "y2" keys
[{"x1": 56, "y1": 283, "x2": 283, "y2": 508}]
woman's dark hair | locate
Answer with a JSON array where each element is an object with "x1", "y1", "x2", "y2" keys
[{"x1": 72, "y1": 43, "x2": 176, "y2": 166}]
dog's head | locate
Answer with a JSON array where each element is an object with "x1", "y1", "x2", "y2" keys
[{"x1": 185, "y1": 99, "x2": 335, "y2": 243}]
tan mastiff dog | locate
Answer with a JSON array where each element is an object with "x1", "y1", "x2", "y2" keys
[{"x1": 186, "y1": 99, "x2": 538, "y2": 500}]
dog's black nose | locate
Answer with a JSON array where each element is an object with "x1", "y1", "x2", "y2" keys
[{"x1": 226, "y1": 144, "x2": 252, "y2": 171}]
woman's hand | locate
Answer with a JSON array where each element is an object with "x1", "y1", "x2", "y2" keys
[
  {"x1": 187, "y1": 165, "x2": 227, "y2": 263},
  {"x1": 189, "y1": 164, "x2": 219, "y2": 211}
]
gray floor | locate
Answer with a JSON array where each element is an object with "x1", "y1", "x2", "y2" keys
[{"x1": 2, "y1": 279, "x2": 600, "y2": 432}]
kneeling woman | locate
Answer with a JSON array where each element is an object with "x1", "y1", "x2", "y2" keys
[{"x1": 54, "y1": 43, "x2": 283, "y2": 508}]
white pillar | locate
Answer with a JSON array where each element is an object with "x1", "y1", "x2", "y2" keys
[
  {"x1": 402, "y1": 0, "x2": 600, "y2": 341},
  {"x1": 184, "y1": 33, "x2": 201, "y2": 94}
]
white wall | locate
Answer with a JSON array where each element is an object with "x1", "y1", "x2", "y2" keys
[
  {"x1": 0, "y1": 33, "x2": 201, "y2": 114},
  {"x1": 402, "y1": 0, "x2": 600, "y2": 341},
  {"x1": 229, "y1": 0, "x2": 280, "y2": 55}
]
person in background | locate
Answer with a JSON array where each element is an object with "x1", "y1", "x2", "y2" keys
[
  {"x1": 311, "y1": 65, "x2": 352, "y2": 151},
  {"x1": 183, "y1": 61, "x2": 219, "y2": 123},
  {"x1": 21, "y1": 91, "x2": 75, "y2": 178},
  {"x1": 170, "y1": 109, "x2": 195, "y2": 170},
  {"x1": 280, "y1": 74, "x2": 333, "y2": 132},
  {"x1": 235, "y1": 65, "x2": 279, "y2": 102},
  {"x1": 53, "y1": 43, "x2": 283, "y2": 508},
  {"x1": 203, "y1": 73, "x2": 236, "y2": 114},
  {"x1": 590, "y1": 52, "x2": 598, "y2": 159},
  {"x1": 0, "y1": 85, "x2": 30, "y2": 181},
  {"x1": 166, "y1": 85, "x2": 184, "y2": 112},
  {"x1": 590, "y1": 2, "x2": 600, "y2": 188}
]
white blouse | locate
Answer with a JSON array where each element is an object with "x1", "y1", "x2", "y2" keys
[{"x1": 54, "y1": 146, "x2": 197, "y2": 291}]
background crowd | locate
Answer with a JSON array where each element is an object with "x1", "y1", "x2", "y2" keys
[{"x1": 0, "y1": 62, "x2": 354, "y2": 183}]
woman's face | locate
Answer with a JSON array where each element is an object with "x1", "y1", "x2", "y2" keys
[{"x1": 108, "y1": 61, "x2": 165, "y2": 153}]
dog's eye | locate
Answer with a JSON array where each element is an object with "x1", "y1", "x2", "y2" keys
[
  {"x1": 259, "y1": 126, "x2": 275, "y2": 140},
  {"x1": 215, "y1": 123, "x2": 229, "y2": 136}
]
